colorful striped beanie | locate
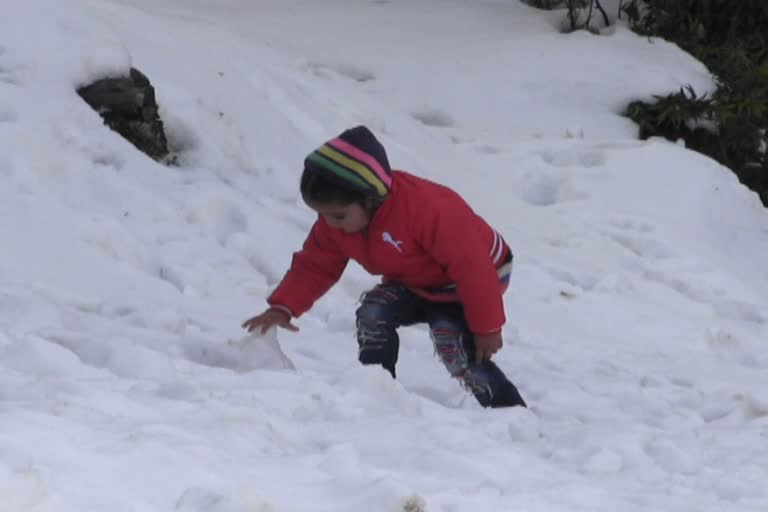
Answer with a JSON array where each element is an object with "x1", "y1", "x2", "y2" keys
[{"x1": 304, "y1": 125, "x2": 392, "y2": 198}]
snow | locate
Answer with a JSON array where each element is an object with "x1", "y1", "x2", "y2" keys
[{"x1": 1, "y1": 0, "x2": 767, "y2": 511}]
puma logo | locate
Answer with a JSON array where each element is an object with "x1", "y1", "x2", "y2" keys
[{"x1": 382, "y1": 232, "x2": 403, "y2": 253}]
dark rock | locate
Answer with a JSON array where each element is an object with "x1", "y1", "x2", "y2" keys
[{"x1": 77, "y1": 67, "x2": 171, "y2": 163}]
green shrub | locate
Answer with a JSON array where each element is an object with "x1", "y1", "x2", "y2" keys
[
  {"x1": 523, "y1": 0, "x2": 610, "y2": 32},
  {"x1": 620, "y1": 0, "x2": 768, "y2": 205}
]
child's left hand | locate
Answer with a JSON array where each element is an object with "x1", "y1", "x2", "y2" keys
[{"x1": 474, "y1": 333, "x2": 503, "y2": 363}]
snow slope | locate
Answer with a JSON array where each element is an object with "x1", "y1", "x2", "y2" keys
[{"x1": 1, "y1": 1, "x2": 766, "y2": 511}]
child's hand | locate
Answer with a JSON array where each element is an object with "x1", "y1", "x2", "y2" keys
[
  {"x1": 474, "y1": 333, "x2": 503, "y2": 363},
  {"x1": 242, "y1": 307, "x2": 299, "y2": 335}
]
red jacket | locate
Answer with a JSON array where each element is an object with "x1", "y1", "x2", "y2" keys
[{"x1": 268, "y1": 171, "x2": 512, "y2": 334}]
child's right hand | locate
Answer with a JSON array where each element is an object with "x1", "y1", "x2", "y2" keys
[{"x1": 242, "y1": 307, "x2": 299, "y2": 334}]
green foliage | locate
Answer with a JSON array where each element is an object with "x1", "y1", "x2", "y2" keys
[
  {"x1": 620, "y1": 0, "x2": 768, "y2": 205},
  {"x1": 620, "y1": 1, "x2": 768, "y2": 49},
  {"x1": 520, "y1": 0, "x2": 768, "y2": 204},
  {"x1": 626, "y1": 86, "x2": 711, "y2": 133},
  {"x1": 524, "y1": 0, "x2": 611, "y2": 32}
]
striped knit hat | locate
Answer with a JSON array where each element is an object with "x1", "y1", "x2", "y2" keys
[{"x1": 304, "y1": 125, "x2": 392, "y2": 198}]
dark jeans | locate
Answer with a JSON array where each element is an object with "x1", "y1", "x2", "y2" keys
[{"x1": 355, "y1": 284, "x2": 526, "y2": 408}]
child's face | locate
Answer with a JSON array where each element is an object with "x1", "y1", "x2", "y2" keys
[{"x1": 308, "y1": 201, "x2": 370, "y2": 233}]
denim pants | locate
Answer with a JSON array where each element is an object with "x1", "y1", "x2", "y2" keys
[{"x1": 355, "y1": 283, "x2": 526, "y2": 408}]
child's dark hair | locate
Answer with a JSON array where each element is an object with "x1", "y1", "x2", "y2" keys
[{"x1": 300, "y1": 168, "x2": 369, "y2": 206}]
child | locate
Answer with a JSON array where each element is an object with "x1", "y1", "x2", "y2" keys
[{"x1": 243, "y1": 126, "x2": 526, "y2": 408}]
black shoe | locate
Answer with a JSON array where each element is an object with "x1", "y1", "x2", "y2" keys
[{"x1": 463, "y1": 360, "x2": 527, "y2": 408}]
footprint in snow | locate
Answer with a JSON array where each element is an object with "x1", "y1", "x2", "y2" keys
[
  {"x1": 644, "y1": 438, "x2": 700, "y2": 475},
  {"x1": 608, "y1": 216, "x2": 654, "y2": 234},
  {"x1": 583, "y1": 448, "x2": 624, "y2": 474},
  {"x1": 539, "y1": 148, "x2": 606, "y2": 168},
  {"x1": 602, "y1": 230, "x2": 674, "y2": 260},
  {"x1": 0, "y1": 106, "x2": 18, "y2": 123},
  {"x1": 410, "y1": 108, "x2": 454, "y2": 128},
  {"x1": 474, "y1": 144, "x2": 501, "y2": 154},
  {"x1": 303, "y1": 59, "x2": 376, "y2": 83},
  {"x1": 0, "y1": 54, "x2": 26, "y2": 86},
  {"x1": 518, "y1": 168, "x2": 590, "y2": 206},
  {"x1": 706, "y1": 328, "x2": 767, "y2": 370},
  {"x1": 0, "y1": 69, "x2": 21, "y2": 85},
  {"x1": 184, "y1": 198, "x2": 248, "y2": 246}
]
